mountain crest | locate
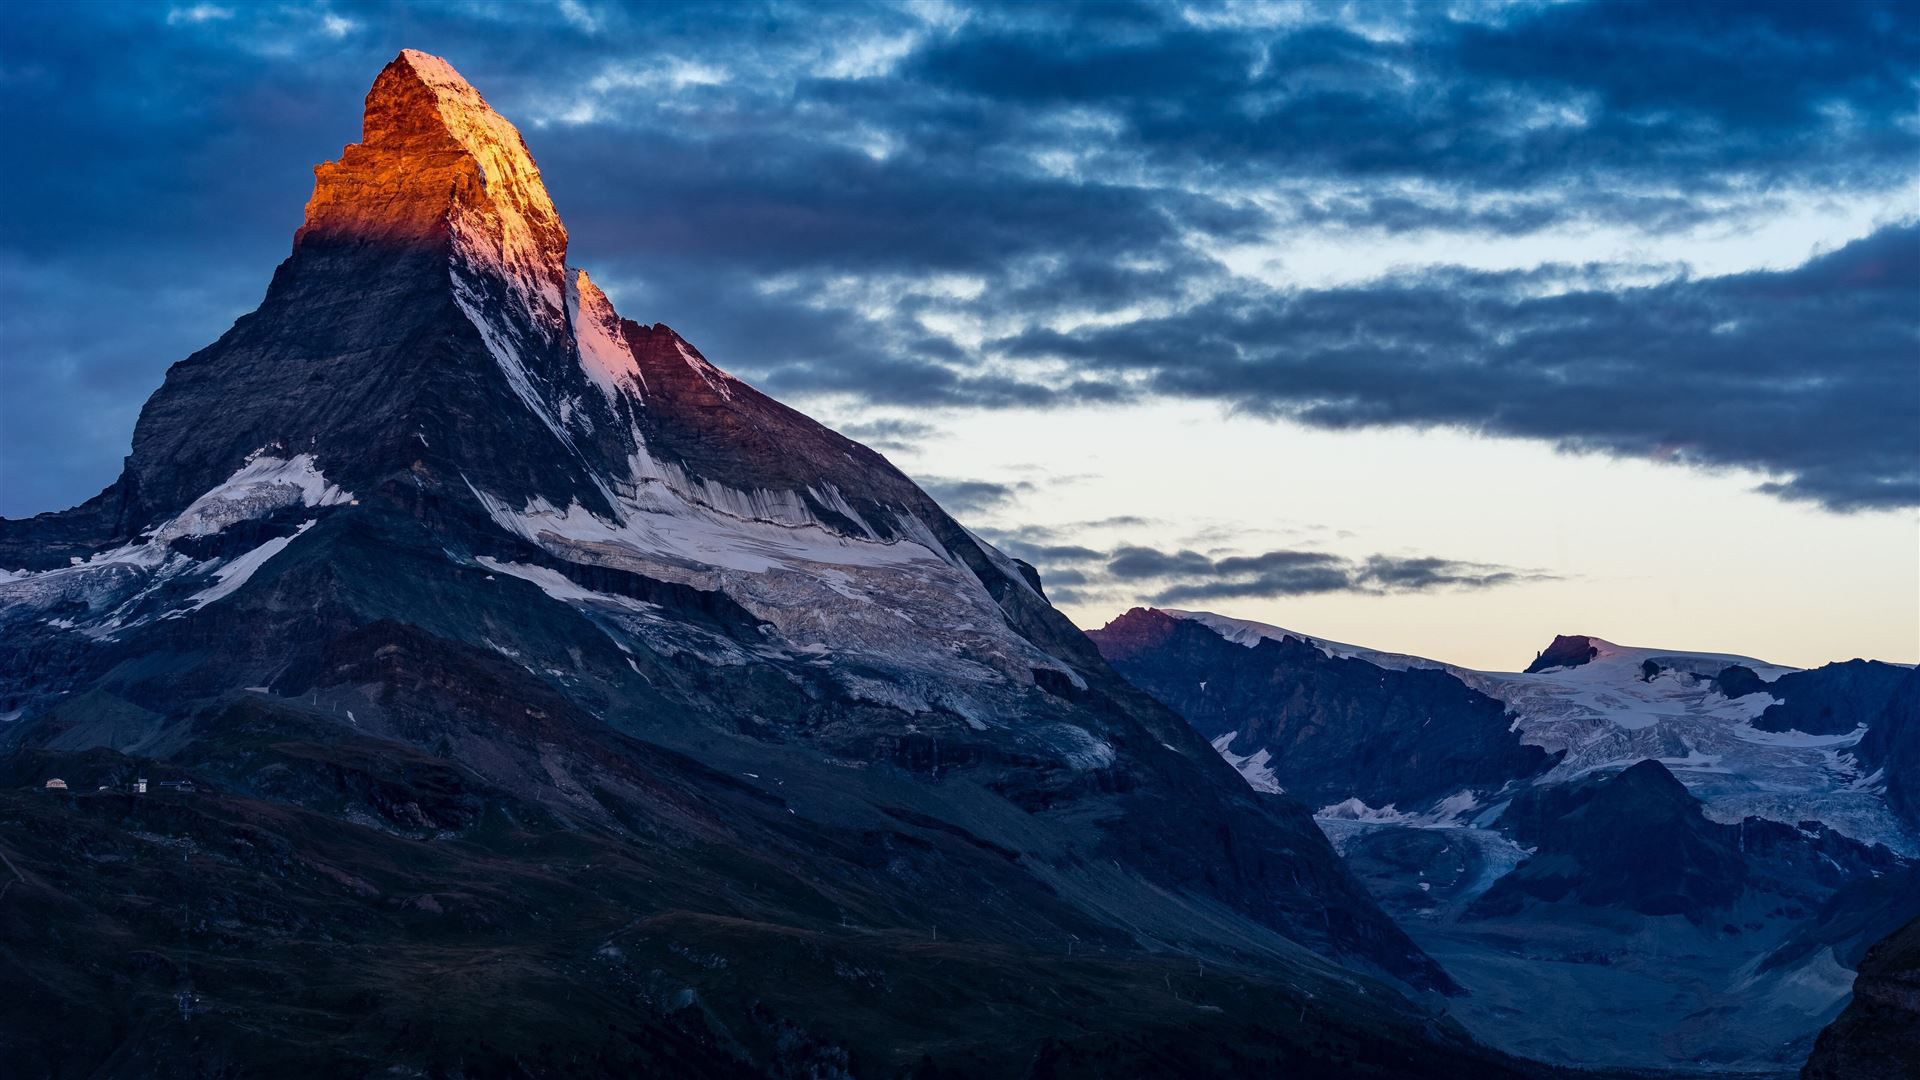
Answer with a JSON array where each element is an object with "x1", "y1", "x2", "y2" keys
[
  {"x1": 1523, "y1": 633, "x2": 1604, "y2": 673},
  {"x1": 301, "y1": 50, "x2": 567, "y2": 328}
]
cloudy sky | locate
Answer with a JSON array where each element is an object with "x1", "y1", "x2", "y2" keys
[{"x1": 2, "y1": 0, "x2": 1915, "y2": 669}]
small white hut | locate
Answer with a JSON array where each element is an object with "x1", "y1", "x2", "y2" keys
[{"x1": 44, "y1": 778, "x2": 68, "y2": 790}]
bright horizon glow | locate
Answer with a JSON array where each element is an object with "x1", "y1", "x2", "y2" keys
[{"x1": 796, "y1": 396, "x2": 1920, "y2": 673}]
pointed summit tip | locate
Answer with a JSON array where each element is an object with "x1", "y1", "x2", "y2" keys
[
  {"x1": 396, "y1": 47, "x2": 457, "y2": 71},
  {"x1": 388, "y1": 49, "x2": 482, "y2": 98},
  {"x1": 301, "y1": 47, "x2": 568, "y2": 312},
  {"x1": 366, "y1": 49, "x2": 498, "y2": 136},
  {"x1": 1523, "y1": 633, "x2": 1602, "y2": 674}
]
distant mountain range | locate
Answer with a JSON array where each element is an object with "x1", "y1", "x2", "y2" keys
[
  {"x1": 1091, "y1": 608, "x2": 1917, "y2": 848},
  {"x1": 1089, "y1": 607, "x2": 1919, "y2": 1072}
]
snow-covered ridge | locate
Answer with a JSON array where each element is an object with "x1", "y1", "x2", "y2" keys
[
  {"x1": 467, "y1": 431, "x2": 1095, "y2": 740},
  {"x1": 451, "y1": 263, "x2": 581, "y2": 455},
  {"x1": 568, "y1": 269, "x2": 646, "y2": 401},
  {"x1": 475, "y1": 556, "x2": 659, "y2": 614},
  {"x1": 474, "y1": 448, "x2": 940, "y2": 579},
  {"x1": 1163, "y1": 609, "x2": 1454, "y2": 672},
  {"x1": 181, "y1": 521, "x2": 318, "y2": 611},
  {"x1": 1, "y1": 454, "x2": 350, "y2": 638},
  {"x1": 1316, "y1": 790, "x2": 1486, "y2": 828},
  {"x1": 672, "y1": 337, "x2": 740, "y2": 401},
  {"x1": 1162, "y1": 609, "x2": 1913, "y2": 852}
]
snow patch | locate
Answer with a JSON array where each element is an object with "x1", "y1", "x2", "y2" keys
[
  {"x1": 473, "y1": 442, "x2": 941, "y2": 577},
  {"x1": 1, "y1": 457, "x2": 350, "y2": 639},
  {"x1": 674, "y1": 338, "x2": 736, "y2": 401},
  {"x1": 1210, "y1": 732, "x2": 1283, "y2": 794},
  {"x1": 567, "y1": 269, "x2": 646, "y2": 401},
  {"x1": 476, "y1": 556, "x2": 657, "y2": 613},
  {"x1": 154, "y1": 453, "x2": 350, "y2": 542}
]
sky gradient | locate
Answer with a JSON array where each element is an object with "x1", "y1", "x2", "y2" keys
[{"x1": 1, "y1": 0, "x2": 1915, "y2": 669}]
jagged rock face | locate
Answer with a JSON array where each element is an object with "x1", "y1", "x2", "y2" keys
[
  {"x1": 1802, "y1": 914, "x2": 1920, "y2": 1080},
  {"x1": 1088, "y1": 607, "x2": 1558, "y2": 812},
  {"x1": 1473, "y1": 759, "x2": 1898, "y2": 921},
  {"x1": 1751, "y1": 657, "x2": 1911, "y2": 736},
  {"x1": 1762, "y1": 861, "x2": 1920, "y2": 978},
  {"x1": 0, "y1": 51, "x2": 1486, "y2": 1075},
  {"x1": 302, "y1": 50, "x2": 568, "y2": 267}
]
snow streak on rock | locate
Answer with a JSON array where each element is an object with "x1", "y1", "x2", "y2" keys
[
  {"x1": 567, "y1": 269, "x2": 645, "y2": 401},
  {"x1": 0, "y1": 456, "x2": 349, "y2": 638},
  {"x1": 1212, "y1": 732, "x2": 1284, "y2": 794}
]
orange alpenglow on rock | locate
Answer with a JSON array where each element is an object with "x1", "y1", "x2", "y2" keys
[{"x1": 296, "y1": 49, "x2": 570, "y2": 327}]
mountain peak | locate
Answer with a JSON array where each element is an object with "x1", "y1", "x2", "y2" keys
[
  {"x1": 375, "y1": 49, "x2": 554, "y2": 212},
  {"x1": 393, "y1": 47, "x2": 472, "y2": 87},
  {"x1": 1611, "y1": 757, "x2": 1694, "y2": 805},
  {"x1": 301, "y1": 50, "x2": 567, "y2": 323},
  {"x1": 1085, "y1": 607, "x2": 1180, "y2": 660},
  {"x1": 1523, "y1": 633, "x2": 1603, "y2": 673}
]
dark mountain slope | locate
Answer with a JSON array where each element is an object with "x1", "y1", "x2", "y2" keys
[
  {"x1": 1751, "y1": 658, "x2": 1910, "y2": 736},
  {"x1": 1088, "y1": 608, "x2": 1556, "y2": 812},
  {"x1": 0, "y1": 731, "x2": 1515, "y2": 1080},
  {"x1": 1854, "y1": 666, "x2": 1920, "y2": 832},
  {"x1": 1473, "y1": 759, "x2": 1897, "y2": 921},
  {"x1": 1802, "y1": 915, "x2": 1920, "y2": 1080},
  {"x1": 0, "y1": 51, "x2": 1495, "y2": 1077}
]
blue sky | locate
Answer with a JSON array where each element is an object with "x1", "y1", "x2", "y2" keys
[{"x1": 2, "y1": 0, "x2": 1915, "y2": 666}]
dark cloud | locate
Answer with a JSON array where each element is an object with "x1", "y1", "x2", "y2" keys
[
  {"x1": 2, "y1": 0, "x2": 1913, "y2": 516},
  {"x1": 909, "y1": 2, "x2": 1919, "y2": 197},
  {"x1": 976, "y1": 519, "x2": 1160, "y2": 552},
  {"x1": 1354, "y1": 556, "x2": 1530, "y2": 593},
  {"x1": 915, "y1": 477, "x2": 1035, "y2": 517},
  {"x1": 833, "y1": 417, "x2": 939, "y2": 454},
  {"x1": 985, "y1": 537, "x2": 1108, "y2": 567},
  {"x1": 999, "y1": 223, "x2": 1920, "y2": 510},
  {"x1": 1132, "y1": 546, "x2": 1551, "y2": 604},
  {"x1": 995, "y1": 538, "x2": 1552, "y2": 606},
  {"x1": 1075, "y1": 515, "x2": 1153, "y2": 531},
  {"x1": 1106, "y1": 545, "x2": 1222, "y2": 580}
]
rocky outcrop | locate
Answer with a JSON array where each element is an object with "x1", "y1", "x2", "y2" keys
[
  {"x1": 1474, "y1": 760, "x2": 1898, "y2": 921},
  {"x1": 1522, "y1": 634, "x2": 1599, "y2": 674},
  {"x1": 1751, "y1": 658, "x2": 1909, "y2": 735},
  {"x1": 1476, "y1": 760, "x2": 1746, "y2": 918},
  {"x1": 1802, "y1": 915, "x2": 1920, "y2": 1079},
  {"x1": 1714, "y1": 663, "x2": 1770, "y2": 698},
  {"x1": 1763, "y1": 862, "x2": 1920, "y2": 977}
]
